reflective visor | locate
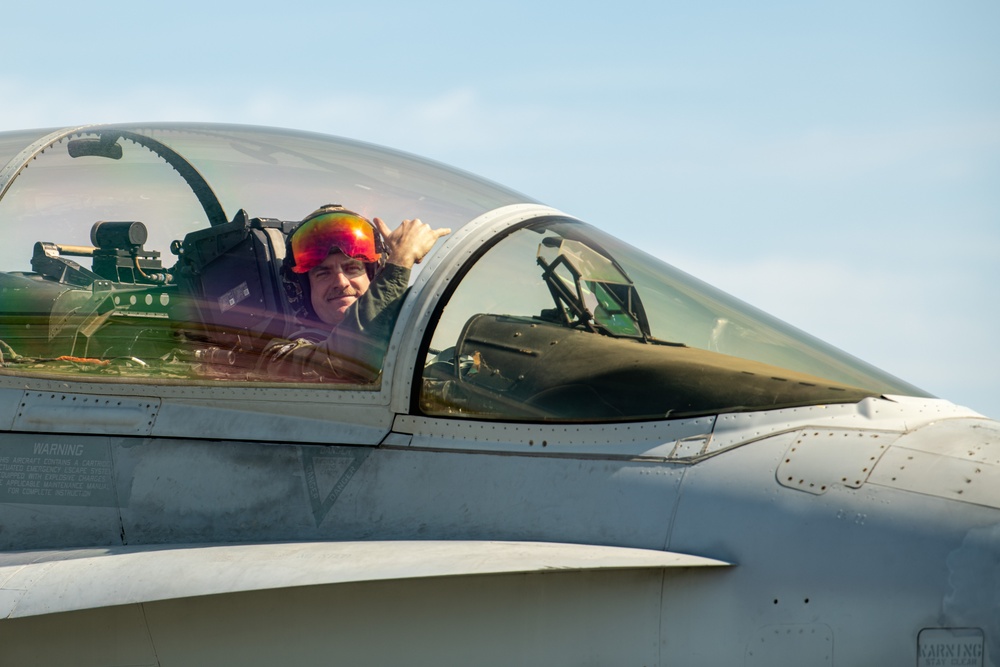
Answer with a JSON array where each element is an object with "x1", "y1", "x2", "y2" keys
[{"x1": 289, "y1": 211, "x2": 381, "y2": 273}]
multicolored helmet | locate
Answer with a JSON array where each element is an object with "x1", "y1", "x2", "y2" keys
[
  {"x1": 287, "y1": 205, "x2": 384, "y2": 274},
  {"x1": 282, "y1": 204, "x2": 387, "y2": 324}
]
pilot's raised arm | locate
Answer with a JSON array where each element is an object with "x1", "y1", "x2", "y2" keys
[{"x1": 261, "y1": 204, "x2": 450, "y2": 382}]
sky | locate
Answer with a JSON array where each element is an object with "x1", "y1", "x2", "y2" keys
[{"x1": 2, "y1": 1, "x2": 998, "y2": 417}]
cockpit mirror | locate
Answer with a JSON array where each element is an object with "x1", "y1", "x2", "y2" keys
[{"x1": 67, "y1": 136, "x2": 124, "y2": 160}]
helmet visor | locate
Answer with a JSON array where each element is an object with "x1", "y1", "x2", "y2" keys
[{"x1": 290, "y1": 211, "x2": 381, "y2": 273}]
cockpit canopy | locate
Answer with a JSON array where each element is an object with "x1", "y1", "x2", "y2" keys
[{"x1": 0, "y1": 123, "x2": 928, "y2": 422}]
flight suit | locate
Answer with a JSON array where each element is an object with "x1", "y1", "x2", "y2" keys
[{"x1": 260, "y1": 264, "x2": 410, "y2": 383}]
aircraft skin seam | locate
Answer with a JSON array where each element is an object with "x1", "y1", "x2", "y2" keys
[
  {"x1": 110, "y1": 437, "x2": 128, "y2": 545},
  {"x1": 136, "y1": 602, "x2": 161, "y2": 664},
  {"x1": 378, "y1": 442, "x2": 684, "y2": 463},
  {"x1": 662, "y1": 462, "x2": 690, "y2": 554}
]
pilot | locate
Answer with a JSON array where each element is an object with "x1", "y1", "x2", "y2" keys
[{"x1": 262, "y1": 204, "x2": 450, "y2": 382}]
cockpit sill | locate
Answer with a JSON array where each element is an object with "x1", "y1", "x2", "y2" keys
[
  {"x1": 0, "y1": 371, "x2": 983, "y2": 463},
  {"x1": 393, "y1": 394, "x2": 986, "y2": 459}
]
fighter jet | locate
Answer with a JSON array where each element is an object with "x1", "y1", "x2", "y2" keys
[{"x1": 0, "y1": 123, "x2": 996, "y2": 666}]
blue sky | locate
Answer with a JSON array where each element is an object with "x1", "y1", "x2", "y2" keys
[{"x1": 3, "y1": 1, "x2": 998, "y2": 417}]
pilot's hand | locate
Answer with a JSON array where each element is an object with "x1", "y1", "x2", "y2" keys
[{"x1": 375, "y1": 217, "x2": 451, "y2": 269}]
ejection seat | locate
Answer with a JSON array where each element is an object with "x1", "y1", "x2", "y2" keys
[{"x1": 172, "y1": 209, "x2": 298, "y2": 373}]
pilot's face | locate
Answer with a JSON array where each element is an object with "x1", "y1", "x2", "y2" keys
[{"x1": 308, "y1": 251, "x2": 371, "y2": 326}]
